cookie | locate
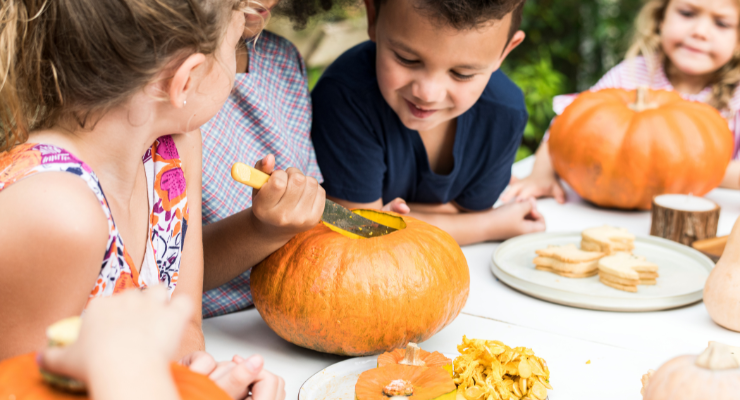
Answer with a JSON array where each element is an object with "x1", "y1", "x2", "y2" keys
[
  {"x1": 533, "y1": 244, "x2": 604, "y2": 278},
  {"x1": 599, "y1": 276, "x2": 638, "y2": 293},
  {"x1": 598, "y1": 253, "x2": 658, "y2": 279},
  {"x1": 582, "y1": 226, "x2": 635, "y2": 254},
  {"x1": 535, "y1": 244, "x2": 604, "y2": 263},
  {"x1": 598, "y1": 252, "x2": 659, "y2": 292},
  {"x1": 535, "y1": 265, "x2": 598, "y2": 278}
]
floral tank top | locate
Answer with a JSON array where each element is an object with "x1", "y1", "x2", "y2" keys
[{"x1": 0, "y1": 136, "x2": 188, "y2": 303}]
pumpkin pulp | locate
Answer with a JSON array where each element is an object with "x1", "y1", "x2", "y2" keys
[{"x1": 355, "y1": 364, "x2": 456, "y2": 400}]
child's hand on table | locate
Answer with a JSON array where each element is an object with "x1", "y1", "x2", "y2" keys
[
  {"x1": 490, "y1": 197, "x2": 546, "y2": 239},
  {"x1": 382, "y1": 197, "x2": 411, "y2": 214},
  {"x1": 181, "y1": 352, "x2": 286, "y2": 400},
  {"x1": 251, "y1": 154, "x2": 325, "y2": 239},
  {"x1": 501, "y1": 173, "x2": 566, "y2": 204}
]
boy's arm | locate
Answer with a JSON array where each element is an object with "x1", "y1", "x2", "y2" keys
[
  {"x1": 499, "y1": 140, "x2": 565, "y2": 203},
  {"x1": 720, "y1": 160, "x2": 740, "y2": 189},
  {"x1": 328, "y1": 196, "x2": 545, "y2": 246},
  {"x1": 202, "y1": 156, "x2": 325, "y2": 291}
]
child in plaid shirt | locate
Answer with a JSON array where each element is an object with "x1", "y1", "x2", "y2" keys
[{"x1": 200, "y1": 0, "x2": 353, "y2": 318}]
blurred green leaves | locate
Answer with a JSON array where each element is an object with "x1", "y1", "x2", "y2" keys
[{"x1": 504, "y1": 0, "x2": 643, "y2": 160}]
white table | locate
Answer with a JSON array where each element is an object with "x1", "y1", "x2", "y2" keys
[{"x1": 203, "y1": 157, "x2": 740, "y2": 400}]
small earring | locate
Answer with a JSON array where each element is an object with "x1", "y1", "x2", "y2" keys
[{"x1": 183, "y1": 100, "x2": 187, "y2": 106}]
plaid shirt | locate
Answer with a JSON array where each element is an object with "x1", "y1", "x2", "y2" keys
[{"x1": 201, "y1": 31, "x2": 322, "y2": 318}]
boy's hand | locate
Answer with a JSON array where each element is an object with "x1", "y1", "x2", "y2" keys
[
  {"x1": 182, "y1": 352, "x2": 285, "y2": 400},
  {"x1": 209, "y1": 355, "x2": 285, "y2": 400},
  {"x1": 250, "y1": 155, "x2": 325, "y2": 238},
  {"x1": 489, "y1": 197, "x2": 546, "y2": 240},
  {"x1": 501, "y1": 174, "x2": 566, "y2": 204},
  {"x1": 382, "y1": 197, "x2": 410, "y2": 214}
]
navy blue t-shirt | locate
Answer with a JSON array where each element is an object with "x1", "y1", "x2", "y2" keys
[{"x1": 311, "y1": 41, "x2": 527, "y2": 211}]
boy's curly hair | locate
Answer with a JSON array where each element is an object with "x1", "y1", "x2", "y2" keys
[
  {"x1": 374, "y1": 0, "x2": 525, "y2": 39},
  {"x1": 274, "y1": 0, "x2": 360, "y2": 29}
]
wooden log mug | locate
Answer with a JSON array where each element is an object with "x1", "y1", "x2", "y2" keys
[{"x1": 650, "y1": 194, "x2": 720, "y2": 247}]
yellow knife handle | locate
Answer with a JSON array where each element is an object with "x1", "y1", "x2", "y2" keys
[{"x1": 231, "y1": 162, "x2": 270, "y2": 189}]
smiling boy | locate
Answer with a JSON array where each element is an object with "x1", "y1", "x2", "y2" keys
[{"x1": 311, "y1": 0, "x2": 545, "y2": 245}]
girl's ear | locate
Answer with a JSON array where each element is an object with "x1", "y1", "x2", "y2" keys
[
  {"x1": 167, "y1": 53, "x2": 208, "y2": 108},
  {"x1": 365, "y1": 0, "x2": 377, "y2": 42}
]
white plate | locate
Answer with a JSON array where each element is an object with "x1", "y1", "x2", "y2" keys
[
  {"x1": 490, "y1": 232, "x2": 714, "y2": 312},
  {"x1": 298, "y1": 354, "x2": 457, "y2": 400}
]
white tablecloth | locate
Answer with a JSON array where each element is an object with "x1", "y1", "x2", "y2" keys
[{"x1": 203, "y1": 156, "x2": 740, "y2": 400}]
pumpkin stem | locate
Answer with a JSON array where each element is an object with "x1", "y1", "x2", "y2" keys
[
  {"x1": 398, "y1": 342, "x2": 426, "y2": 366},
  {"x1": 628, "y1": 86, "x2": 659, "y2": 112},
  {"x1": 695, "y1": 341, "x2": 740, "y2": 370}
]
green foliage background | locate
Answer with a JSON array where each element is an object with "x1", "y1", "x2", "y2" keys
[{"x1": 503, "y1": 0, "x2": 644, "y2": 160}]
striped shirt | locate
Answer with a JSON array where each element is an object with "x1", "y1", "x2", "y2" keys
[
  {"x1": 200, "y1": 31, "x2": 322, "y2": 318},
  {"x1": 551, "y1": 56, "x2": 740, "y2": 159}
]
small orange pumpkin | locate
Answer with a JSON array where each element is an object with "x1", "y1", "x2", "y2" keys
[
  {"x1": 0, "y1": 353, "x2": 231, "y2": 400},
  {"x1": 355, "y1": 364, "x2": 456, "y2": 400},
  {"x1": 377, "y1": 343, "x2": 452, "y2": 376},
  {"x1": 549, "y1": 87, "x2": 733, "y2": 210},
  {"x1": 251, "y1": 210, "x2": 470, "y2": 356}
]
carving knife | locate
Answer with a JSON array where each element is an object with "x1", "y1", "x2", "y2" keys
[{"x1": 230, "y1": 162, "x2": 397, "y2": 238}]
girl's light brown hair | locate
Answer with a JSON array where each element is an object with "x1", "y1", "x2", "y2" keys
[
  {"x1": 0, "y1": 0, "x2": 248, "y2": 153},
  {"x1": 626, "y1": 0, "x2": 740, "y2": 112}
]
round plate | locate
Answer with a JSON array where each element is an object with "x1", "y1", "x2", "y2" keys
[
  {"x1": 491, "y1": 232, "x2": 714, "y2": 312},
  {"x1": 298, "y1": 353, "x2": 457, "y2": 400}
]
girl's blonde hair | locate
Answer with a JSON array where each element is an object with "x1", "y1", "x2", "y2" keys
[
  {"x1": 0, "y1": 0, "x2": 251, "y2": 153},
  {"x1": 626, "y1": 0, "x2": 740, "y2": 112}
]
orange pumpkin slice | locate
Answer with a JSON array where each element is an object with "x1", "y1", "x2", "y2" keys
[
  {"x1": 377, "y1": 343, "x2": 453, "y2": 376},
  {"x1": 356, "y1": 364, "x2": 456, "y2": 400}
]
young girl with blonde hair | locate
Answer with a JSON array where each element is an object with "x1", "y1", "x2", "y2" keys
[
  {"x1": 503, "y1": 0, "x2": 740, "y2": 203},
  {"x1": 0, "y1": 0, "x2": 296, "y2": 398}
]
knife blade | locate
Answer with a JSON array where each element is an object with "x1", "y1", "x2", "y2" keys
[{"x1": 230, "y1": 162, "x2": 397, "y2": 238}]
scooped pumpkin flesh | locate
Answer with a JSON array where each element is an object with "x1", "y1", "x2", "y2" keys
[
  {"x1": 377, "y1": 344, "x2": 453, "y2": 376},
  {"x1": 355, "y1": 364, "x2": 456, "y2": 400}
]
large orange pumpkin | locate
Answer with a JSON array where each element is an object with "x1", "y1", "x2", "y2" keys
[
  {"x1": 251, "y1": 210, "x2": 469, "y2": 356},
  {"x1": 549, "y1": 87, "x2": 733, "y2": 210},
  {"x1": 0, "y1": 353, "x2": 231, "y2": 400}
]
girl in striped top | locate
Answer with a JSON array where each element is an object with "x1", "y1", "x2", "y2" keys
[{"x1": 503, "y1": 0, "x2": 740, "y2": 203}]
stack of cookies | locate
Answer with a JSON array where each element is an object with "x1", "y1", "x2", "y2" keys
[
  {"x1": 533, "y1": 244, "x2": 605, "y2": 278},
  {"x1": 597, "y1": 253, "x2": 659, "y2": 292},
  {"x1": 581, "y1": 226, "x2": 635, "y2": 254}
]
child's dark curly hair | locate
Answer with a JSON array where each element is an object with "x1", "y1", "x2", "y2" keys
[
  {"x1": 274, "y1": 0, "x2": 360, "y2": 29},
  {"x1": 374, "y1": 0, "x2": 525, "y2": 39}
]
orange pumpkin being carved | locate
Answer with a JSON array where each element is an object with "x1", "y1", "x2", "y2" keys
[
  {"x1": 549, "y1": 88, "x2": 733, "y2": 210},
  {"x1": 251, "y1": 210, "x2": 470, "y2": 356}
]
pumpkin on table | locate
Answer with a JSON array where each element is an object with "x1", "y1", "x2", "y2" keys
[
  {"x1": 549, "y1": 87, "x2": 733, "y2": 210},
  {"x1": 251, "y1": 210, "x2": 470, "y2": 356},
  {"x1": 705, "y1": 216, "x2": 740, "y2": 332},
  {"x1": 641, "y1": 341, "x2": 740, "y2": 399},
  {"x1": 377, "y1": 343, "x2": 453, "y2": 376},
  {"x1": 355, "y1": 364, "x2": 457, "y2": 400},
  {"x1": 0, "y1": 316, "x2": 230, "y2": 400}
]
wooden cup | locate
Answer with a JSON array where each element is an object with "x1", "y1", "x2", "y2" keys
[{"x1": 650, "y1": 194, "x2": 720, "y2": 246}]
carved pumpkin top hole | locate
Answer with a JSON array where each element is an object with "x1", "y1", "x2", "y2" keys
[{"x1": 325, "y1": 209, "x2": 407, "y2": 239}]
